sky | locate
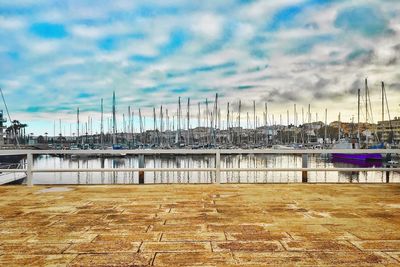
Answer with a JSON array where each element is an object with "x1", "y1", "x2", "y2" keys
[{"x1": 0, "y1": 0, "x2": 399, "y2": 135}]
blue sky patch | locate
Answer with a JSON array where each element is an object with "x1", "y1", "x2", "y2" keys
[
  {"x1": 30, "y1": 22, "x2": 67, "y2": 38},
  {"x1": 335, "y1": 6, "x2": 388, "y2": 36}
]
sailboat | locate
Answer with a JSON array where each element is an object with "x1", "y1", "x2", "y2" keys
[
  {"x1": 0, "y1": 88, "x2": 26, "y2": 164},
  {"x1": 331, "y1": 138, "x2": 382, "y2": 161},
  {"x1": 332, "y1": 79, "x2": 382, "y2": 161}
]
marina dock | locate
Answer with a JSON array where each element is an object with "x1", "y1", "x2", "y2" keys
[{"x1": 1, "y1": 184, "x2": 400, "y2": 266}]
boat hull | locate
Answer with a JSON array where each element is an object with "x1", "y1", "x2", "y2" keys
[
  {"x1": 0, "y1": 154, "x2": 26, "y2": 164},
  {"x1": 332, "y1": 153, "x2": 382, "y2": 161},
  {"x1": 332, "y1": 157, "x2": 383, "y2": 167}
]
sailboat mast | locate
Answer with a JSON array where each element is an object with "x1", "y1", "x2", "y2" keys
[
  {"x1": 213, "y1": 93, "x2": 218, "y2": 146},
  {"x1": 76, "y1": 107, "x2": 80, "y2": 144},
  {"x1": 198, "y1": 102, "x2": 200, "y2": 128},
  {"x1": 324, "y1": 108, "x2": 327, "y2": 144},
  {"x1": 253, "y1": 100, "x2": 256, "y2": 144},
  {"x1": 112, "y1": 91, "x2": 117, "y2": 145},
  {"x1": 365, "y1": 78, "x2": 368, "y2": 124},
  {"x1": 128, "y1": 106, "x2": 131, "y2": 143},
  {"x1": 293, "y1": 104, "x2": 297, "y2": 143},
  {"x1": 338, "y1": 112, "x2": 341, "y2": 140},
  {"x1": 187, "y1": 98, "x2": 190, "y2": 145},
  {"x1": 160, "y1": 105, "x2": 163, "y2": 146},
  {"x1": 100, "y1": 99, "x2": 104, "y2": 148},
  {"x1": 178, "y1": 97, "x2": 181, "y2": 145},
  {"x1": 382, "y1": 81, "x2": 384, "y2": 143},
  {"x1": 227, "y1": 102, "x2": 230, "y2": 131},
  {"x1": 238, "y1": 100, "x2": 241, "y2": 145},
  {"x1": 265, "y1": 102, "x2": 268, "y2": 144},
  {"x1": 357, "y1": 88, "x2": 360, "y2": 142}
]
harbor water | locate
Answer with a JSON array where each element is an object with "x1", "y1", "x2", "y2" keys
[{"x1": 31, "y1": 154, "x2": 400, "y2": 184}]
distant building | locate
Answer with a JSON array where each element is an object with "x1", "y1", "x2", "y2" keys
[
  {"x1": 329, "y1": 121, "x2": 377, "y2": 136},
  {"x1": 377, "y1": 117, "x2": 400, "y2": 143}
]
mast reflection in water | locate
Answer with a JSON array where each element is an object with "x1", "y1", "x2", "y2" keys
[{"x1": 31, "y1": 154, "x2": 399, "y2": 184}]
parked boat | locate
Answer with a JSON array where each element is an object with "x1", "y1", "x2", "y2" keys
[
  {"x1": 332, "y1": 139, "x2": 382, "y2": 161},
  {"x1": 0, "y1": 154, "x2": 26, "y2": 164}
]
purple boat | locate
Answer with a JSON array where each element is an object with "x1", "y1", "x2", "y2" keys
[
  {"x1": 332, "y1": 139, "x2": 383, "y2": 161},
  {"x1": 332, "y1": 153, "x2": 382, "y2": 161},
  {"x1": 331, "y1": 157, "x2": 383, "y2": 168}
]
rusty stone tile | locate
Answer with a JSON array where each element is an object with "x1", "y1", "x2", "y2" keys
[
  {"x1": 74, "y1": 208, "x2": 122, "y2": 215},
  {"x1": 207, "y1": 224, "x2": 266, "y2": 233},
  {"x1": 122, "y1": 207, "x2": 170, "y2": 214},
  {"x1": 161, "y1": 232, "x2": 226, "y2": 242},
  {"x1": 154, "y1": 252, "x2": 234, "y2": 266},
  {"x1": 69, "y1": 253, "x2": 153, "y2": 266},
  {"x1": 94, "y1": 233, "x2": 161, "y2": 242},
  {"x1": 141, "y1": 241, "x2": 211, "y2": 252},
  {"x1": 41, "y1": 254, "x2": 78, "y2": 266},
  {"x1": 352, "y1": 240, "x2": 400, "y2": 251},
  {"x1": 0, "y1": 233, "x2": 34, "y2": 243},
  {"x1": 0, "y1": 254, "x2": 76, "y2": 266},
  {"x1": 0, "y1": 243, "x2": 70, "y2": 255},
  {"x1": 169, "y1": 207, "x2": 218, "y2": 213},
  {"x1": 267, "y1": 223, "x2": 331, "y2": 233},
  {"x1": 35, "y1": 223, "x2": 91, "y2": 233},
  {"x1": 233, "y1": 252, "x2": 317, "y2": 265},
  {"x1": 283, "y1": 240, "x2": 358, "y2": 251},
  {"x1": 65, "y1": 241, "x2": 141, "y2": 254},
  {"x1": 329, "y1": 211, "x2": 361, "y2": 218},
  {"x1": 288, "y1": 231, "x2": 359, "y2": 241},
  {"x1": 226, "y1": 231, "x2": 289, "y2": 241},
  {"x1": 150, "y1": 224, "x2": 205, "y2": 232},
  {"x1": 164, "y1": 217, "x2": 232, "y2": 225},
  {"x1": 27, "y1": 232, "x2": 97, "y2": 244},
  {"x1": 88, "y1": 225, "x2": 149, "y2": 235},
  {"x1": 350, "y1": 230, "x2": 400, "y2": 240},
  {"x1": 212, "y1": 241, "x2": 284, "y2": 252},
  {"x1": 310, "y1": 251, "x2": 396, "y2": 265}
]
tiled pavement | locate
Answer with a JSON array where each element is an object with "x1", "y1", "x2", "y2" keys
[{"x1": 0, "y1": 184, "x2": 400, "y2": 266}]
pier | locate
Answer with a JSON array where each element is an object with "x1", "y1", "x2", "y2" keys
[
  {"x1": 0, "y1": 149, "x2": 399, "y2": 185},
  {"x1": 1, "y1": 184, "x2": 400, "y2": 265}
]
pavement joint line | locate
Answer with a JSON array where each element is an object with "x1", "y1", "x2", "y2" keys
[
  {"x1": 348, "y1": 240, "x2": 365, "y2": 252},
  {"x1": 150, "y1": 252, "x2": 157, "y2": 266},
  {"x1": 137, "y1": 241, "x2": 143, "y2": 253},
  {"x1": 385, "y1": 251, "x2": 400, "y2": 263},
  {"x1": 145, "y1": 225, "x2": 152, "y2": 233},
  {"x1": 278, "y1": 240, "x2": 288, "y2": 251},
  {"x1": 158, "y1": 233, "x2": 164, "y2": 242},
  {"x1": 223, "y1": 231, "x2": 228, "y2": 241}
]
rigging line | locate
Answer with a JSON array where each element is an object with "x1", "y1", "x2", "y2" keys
[
  {"x1": 368, "y1": 89, "x2": 374, "y2": 123},
  {"x1": 384, "y1": 85, "x2": 394, "y2": 138},
  {"x1": 359, "y1": 95, "x2": 367, "y2": 122},
  {"x1": 0, "y1": 88, "x2": 20, "y2": 147}
]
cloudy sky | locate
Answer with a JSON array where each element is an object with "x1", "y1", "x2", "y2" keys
[{"x1": 0, "y1": 0, "x2": 399, "y2": 135}]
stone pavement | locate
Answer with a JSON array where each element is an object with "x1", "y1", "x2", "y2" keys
[{"x1": 0, "y1": 184, "x2": 400, "y2": 266}]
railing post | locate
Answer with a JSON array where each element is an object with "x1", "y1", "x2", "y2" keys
[
  {"x1": 138, "y1": 154, "x2": 144, "y2": 184},
  {"x1": 215, "y1": 150, "x2": 221, "y2": 184},
  {"x1": 302, "y1": 153, "x2": 308, "y2": 183},
  {"x1": 26, "y1": 152, "x2": 33, "y2": 186},
  {"x1": 385, "y1": 163, "x2": 390, "y2": 183}
]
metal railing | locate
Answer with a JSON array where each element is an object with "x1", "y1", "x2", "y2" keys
[{"x1": 0, "y1": 149, "x2": 399, "y2": 186}]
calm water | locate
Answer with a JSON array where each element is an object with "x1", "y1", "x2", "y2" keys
[{"x1": 31, "y1": 154, "x2": 400, "y2": 184}]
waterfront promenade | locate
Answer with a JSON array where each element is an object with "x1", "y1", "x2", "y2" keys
[{"x1": 1, "y1": 184, "x2": 400, "y2": 266}]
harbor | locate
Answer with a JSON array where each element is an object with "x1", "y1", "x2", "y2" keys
[{"x1": 1, "y1": 0, "x2": 400, "y2": 265}]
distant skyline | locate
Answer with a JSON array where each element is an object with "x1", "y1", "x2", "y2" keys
[{"x1": 0, "y1": 0, "x2": 399, "y2": 134}]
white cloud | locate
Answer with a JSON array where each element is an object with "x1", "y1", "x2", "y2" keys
[{"x1": 1, "y1": 0, "x2": 400, "y2": 133}]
